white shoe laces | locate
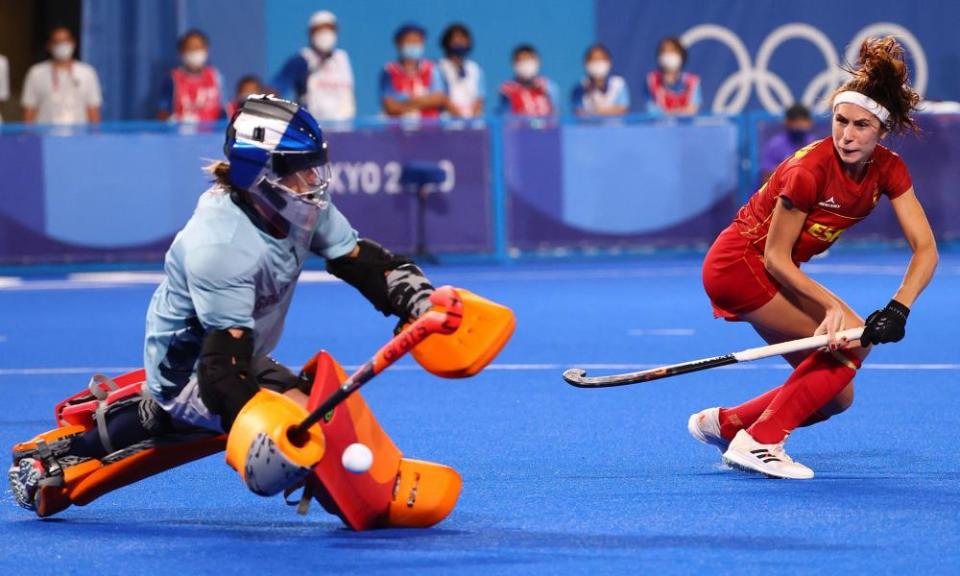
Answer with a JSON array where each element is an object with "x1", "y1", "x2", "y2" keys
[{"x1": 769, "y1": 442, "x2": 796, "y2": 464}]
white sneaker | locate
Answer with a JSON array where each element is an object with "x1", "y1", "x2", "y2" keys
[
  {"x1": 722, "y1": 430, "x2": 814, "y2": 480},
  {"x1": 687, "y1": 407, "x2": 729, "y2": 453}
]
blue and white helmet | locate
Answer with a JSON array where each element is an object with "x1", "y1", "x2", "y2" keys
[{"x1": 224, "y1": 95, "x2": 332, "y2": 242}]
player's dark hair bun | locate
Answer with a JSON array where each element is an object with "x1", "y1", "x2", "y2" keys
[{"x1": 835, "y1": 36, "x2": 921, "y2": 135}]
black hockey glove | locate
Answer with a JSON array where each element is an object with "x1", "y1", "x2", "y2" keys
[{"x1": 860, "y1": 299, "x2": 909, "y2": 346}]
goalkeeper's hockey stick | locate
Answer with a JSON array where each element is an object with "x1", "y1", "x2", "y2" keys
[{"x1": 289, "y1": 286, "x2": 463, "y2": 442}]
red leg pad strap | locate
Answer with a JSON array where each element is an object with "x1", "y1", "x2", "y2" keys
[{"x1": 55, "y1": 369, "x2": 147, "y2": 430}]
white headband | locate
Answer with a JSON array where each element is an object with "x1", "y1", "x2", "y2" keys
[{"x1": 833, "y1": 91, "x2": 890, "y2": 124}]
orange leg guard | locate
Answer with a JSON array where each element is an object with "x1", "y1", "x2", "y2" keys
[{"x1": 299, "y1": 351, "x2": 462, "y2": 530}]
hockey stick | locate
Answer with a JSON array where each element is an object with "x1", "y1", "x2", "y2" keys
[
  {"x1": 289, "y1": 286, "x2": 463, "y2": 443},
  {"x1": 563, "y1": 327, "x2": 864, "y2": 388}
]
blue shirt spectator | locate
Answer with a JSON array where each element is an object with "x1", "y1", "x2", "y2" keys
[
  {"x1": 572, "y1": 44, "x2": 629, "y2": 117},
  {"x1": 759, "y1": 103, "x2": 817, "y2": 186}
]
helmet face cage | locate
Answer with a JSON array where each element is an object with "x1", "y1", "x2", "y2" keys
[
  {"x1": 268, "y1": 143, "x2": 332, "y2": 205},
  {"x1": 258, "y1": 164, "x2": 332, "y2": 208},
  {"x1": 249, "y1": 173, "x2": 326, "y2": 247}
]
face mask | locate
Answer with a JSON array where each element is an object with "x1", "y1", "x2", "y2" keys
[
  {"x1": 514, "y1": 59, "x2": 539, "y2": 81},
  {"x1": 182, "y1": 49, "x2": 208, "y2": 70},
  {"x1": 400, "y1": 43, "x2": 424, "y2": 60},
  {"x1": 447, "y1": 44, "x2": 470, "y2": 58},
  {"x1": 312, "y1": 30, "x2": 337, "y2": 53},
  {"x1": 51, "y1": 42, "x2": 74, "y2": 61},
  {"x1": 586, "y1": 60, "x2": 611, "y2": 80},
  {"x1": 658, "y1": 51, "x2": 682, "y2": 72},
  {"x1": 786, "y1": 127, "x2": 810, "y2": 144}
]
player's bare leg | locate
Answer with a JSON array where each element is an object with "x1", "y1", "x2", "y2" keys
[
  {"x1": 724, "y1": 290, "x2": 868, "y2": 477},
  {"x1": 689, "y1": 286, "x2": 870, "y2": 478},
  {"x1": 689, "y1": 289, "x2": 858, "y2": 450},
  {"x1": 748, "y1": 286, "x2": 866, "y2": 409}
]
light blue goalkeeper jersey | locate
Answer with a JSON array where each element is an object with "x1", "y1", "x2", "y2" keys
[{"x1": 143, "y1": 185, "x2": 357, "y2": 403}]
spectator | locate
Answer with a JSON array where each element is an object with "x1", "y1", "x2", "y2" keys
[
  {"x1": 226, "y1": 75, "x2": 265, "y2": 118},
  {"x1": 273, "y1": 10, "x2": 355, "y2": 121},
  {"x1": 21, "y1": 26, "x2": 102, "y2": 124},
  {"x1": 758, "y1": 103, "x2": 817, "y2": 185},
  {"x1": 158, "y1": 30, "x2": 225, "y2": 122},
  {"x1": 645, "y1": 37, "x2": 700, "y2": 116},
  {"x1": 0, "y1": 53, "x2": 8, "y2": 122},
  {"x1": 437, "y1": 23, "x2": 484, "y2": 118},
  {"x1": 572, "y1": 44, "x2": 629, "y2": 117},
  {"x1": 498, "y1": 44, "x2": 557, "y2": 116},
  {"x1": 380, "y1": 23, "x2": 446, "y2": 118}
]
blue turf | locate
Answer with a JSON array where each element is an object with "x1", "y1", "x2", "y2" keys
[{"x1": 1, "y1": 252, "x2": 958, "y2": 574}]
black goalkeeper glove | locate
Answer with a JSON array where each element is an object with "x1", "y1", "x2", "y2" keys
[{"x1": 860, "y1": 299, "x2": 909, "y2": 346}]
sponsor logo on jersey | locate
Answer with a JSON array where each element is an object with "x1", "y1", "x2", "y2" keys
[{"x1": 818, "y1": 196, "x2": 841, "y2": 209}]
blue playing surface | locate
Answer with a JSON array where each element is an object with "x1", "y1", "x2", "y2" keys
[{"x1": 1, "y1": 252, "x2": 958, "y2": 574}]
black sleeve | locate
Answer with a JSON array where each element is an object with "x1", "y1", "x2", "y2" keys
[{"x1": 325, "y1": 238, "x2": 412, "y2": 317}]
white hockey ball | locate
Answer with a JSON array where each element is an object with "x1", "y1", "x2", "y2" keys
[{"x1": 341, "y1": 443, "x2": 373, "y2": 474}]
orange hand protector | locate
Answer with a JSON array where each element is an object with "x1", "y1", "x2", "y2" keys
[{"x1": 411, "y1": 288, "x2": 515, "y2": 378}]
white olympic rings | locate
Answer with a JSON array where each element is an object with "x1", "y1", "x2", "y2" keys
[{"x1": 680, "y1": 22, "x2": 928, "y2": 114}]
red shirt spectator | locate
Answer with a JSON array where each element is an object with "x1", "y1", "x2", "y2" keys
[
  {"x1": 380, "y1": 23, "x2": 447, "y2": 119},
  {"x1": 498, "y1": 44, "x2": 557, "y2": 116},
  {"x1": 645, "y1": 37, "x2": 701, "y2": 116},
  {"x1": 226, "y1": 75, "x2": 265, "y2": 119},
  {"x1": 158, "y1": 29, "x2": 225, "y2": 122}
]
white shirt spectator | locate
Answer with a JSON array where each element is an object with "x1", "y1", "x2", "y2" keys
[
  {"x1": 21, "y1": 60, "x2": 102, "y2": 124},
  {"x1": 300, "y1": 47, "x2": 355, "y2": 121},
  {"x1": 0, "y1": 55, "x2": 9, "y2": 122},
  {"x1": 438, "y1": 57, "x2": 484, "y2": 118}
]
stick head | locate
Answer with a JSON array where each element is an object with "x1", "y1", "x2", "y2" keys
[{"x1": 562, "y1": 368, "x2": 588, "y2": 386}]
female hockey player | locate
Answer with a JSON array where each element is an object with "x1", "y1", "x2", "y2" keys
[
  {"x1": 10, "y1": 96, "x2": 511, "y2": 522},
  {"x1": 691, "y1": 37, "x2": 938, "y2": 479}
]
